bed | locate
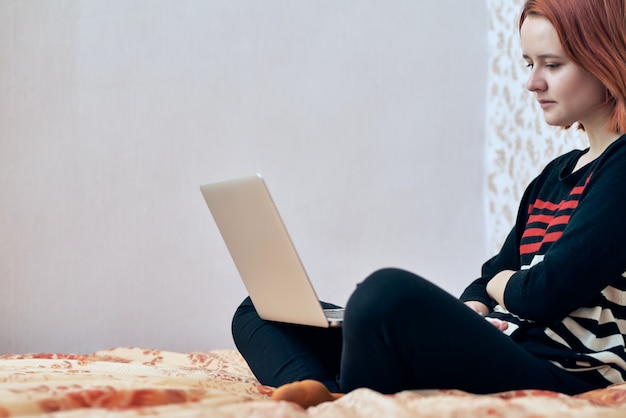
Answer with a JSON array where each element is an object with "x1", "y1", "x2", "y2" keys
[{"x1": 1, "y1": 347, "x2": 626, "y2": 417}]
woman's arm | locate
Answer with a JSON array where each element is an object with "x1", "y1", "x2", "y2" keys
[
  {"x1": 502, "y1": 143, "x2": 626, "y2": 322},
  {"x1": 460, "y1": 214, "x2": 526, "y2": 309},
  {"x1": 486, "y1": 270, "x2": 515, "y2": 308}
]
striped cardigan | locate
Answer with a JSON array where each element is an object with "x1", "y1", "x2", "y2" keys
[{"x1": 461, "y1": 134, "x2": 626, "y2": 384}]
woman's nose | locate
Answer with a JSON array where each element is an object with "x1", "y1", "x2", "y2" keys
[{"x1": 526, "y1": 70, "x2": 546, "y2": 92}]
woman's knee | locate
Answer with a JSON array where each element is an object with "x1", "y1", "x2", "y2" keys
[
  {"x1": 345, "y1": 268, "x2": 454, "y2": 331},
  {"x1": 344, "y1": 268, "x2": 430, "y2": 326},
  {"x1": 231, "y1": 297, "x2": 260, "y2": 347}
]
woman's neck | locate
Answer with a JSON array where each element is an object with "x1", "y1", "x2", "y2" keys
[
  {"x1": 582, "y1": 107, "x2": 623, "y2": 159},
  {"x1": 585, "y1": 129, "x2": 622, "y2": 160},
  {"x1": 573, "y1": 128, "x2": 623, "y2": 172}
]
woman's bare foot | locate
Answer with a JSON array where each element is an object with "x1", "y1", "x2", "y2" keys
[{"x1": 271, "y1": 380, "x2": 343, "y2": 408}]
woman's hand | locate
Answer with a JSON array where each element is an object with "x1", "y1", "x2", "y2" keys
[
  {"x1": 485, "y1": 317, "x2": 509, "y2": 332},
  {"x1": 464, "y1": 301, "x2": 509, "y2": 332},
  {"x1": 464, "y1": 301, "x2": 489, "y2": 317}
]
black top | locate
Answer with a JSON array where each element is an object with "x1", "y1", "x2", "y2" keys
[{"x1": 461, "y1": 134, "x2": 626, "y2": 384}]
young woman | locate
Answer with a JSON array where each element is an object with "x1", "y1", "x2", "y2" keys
[{"x1": 232, "y1": 0, "x2": 626, "y2": 407}]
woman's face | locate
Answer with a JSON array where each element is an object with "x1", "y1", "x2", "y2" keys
[{"x1": 520, "y1": 15, "x2": 608, "y2": 130}]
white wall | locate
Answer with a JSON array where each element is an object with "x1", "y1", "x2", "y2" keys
[{"x1": 0, "y1": 0, "x2": 487, "y2": 353}]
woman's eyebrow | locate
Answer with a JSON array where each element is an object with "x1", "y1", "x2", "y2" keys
[{"x1": 522, "y1": 53, "x2": 564, "y2": 60}]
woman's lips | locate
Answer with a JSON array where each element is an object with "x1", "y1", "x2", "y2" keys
[{"x1": 538, "y1": 99, "x2": 556, "y2": 110}]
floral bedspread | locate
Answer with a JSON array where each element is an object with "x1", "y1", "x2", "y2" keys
[{"x1": 1, "y1": 348, "x2": 626, "y2": 417}]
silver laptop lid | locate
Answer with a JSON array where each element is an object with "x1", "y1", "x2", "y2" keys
[{"x1": 200, "y1": 174, "x2": 332, "y2": 328}]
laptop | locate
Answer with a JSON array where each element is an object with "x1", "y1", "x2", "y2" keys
[{"x1": 200, "y1": 174, "x2": 344, "y2": 328}]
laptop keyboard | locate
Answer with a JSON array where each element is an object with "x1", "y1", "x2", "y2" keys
[{"x1": 324, "y1": 309, "x2": 345, "y2": 321}]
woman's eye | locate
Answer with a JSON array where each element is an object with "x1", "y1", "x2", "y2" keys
[
  {"x1": 525, "y1": 63, "x2": 534, "y2": 69},
  {"x1": 546, "y1": 63, "x2": 561, "y2": 69}
]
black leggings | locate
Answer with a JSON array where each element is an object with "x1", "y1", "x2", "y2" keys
[{"x1": 232, "y1": 268, "x2": 607, "y2": 395}]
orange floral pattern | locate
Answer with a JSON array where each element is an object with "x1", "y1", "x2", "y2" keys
[{"x1": 1, "y1": 347, "x2": 625, "y2": 417}]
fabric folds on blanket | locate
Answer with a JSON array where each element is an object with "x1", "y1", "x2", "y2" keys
[{"x1": 1, "y1": 347, "x2": 625, "y2": 417}]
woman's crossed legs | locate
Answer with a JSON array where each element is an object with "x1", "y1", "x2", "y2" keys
[{"x1": 232, "y1": 268, "x2": 602, "y2": 403}]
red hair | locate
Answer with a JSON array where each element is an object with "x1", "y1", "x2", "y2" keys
[{"x1": 520, "y1": 0, "x2": 626, "y2": 133}]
